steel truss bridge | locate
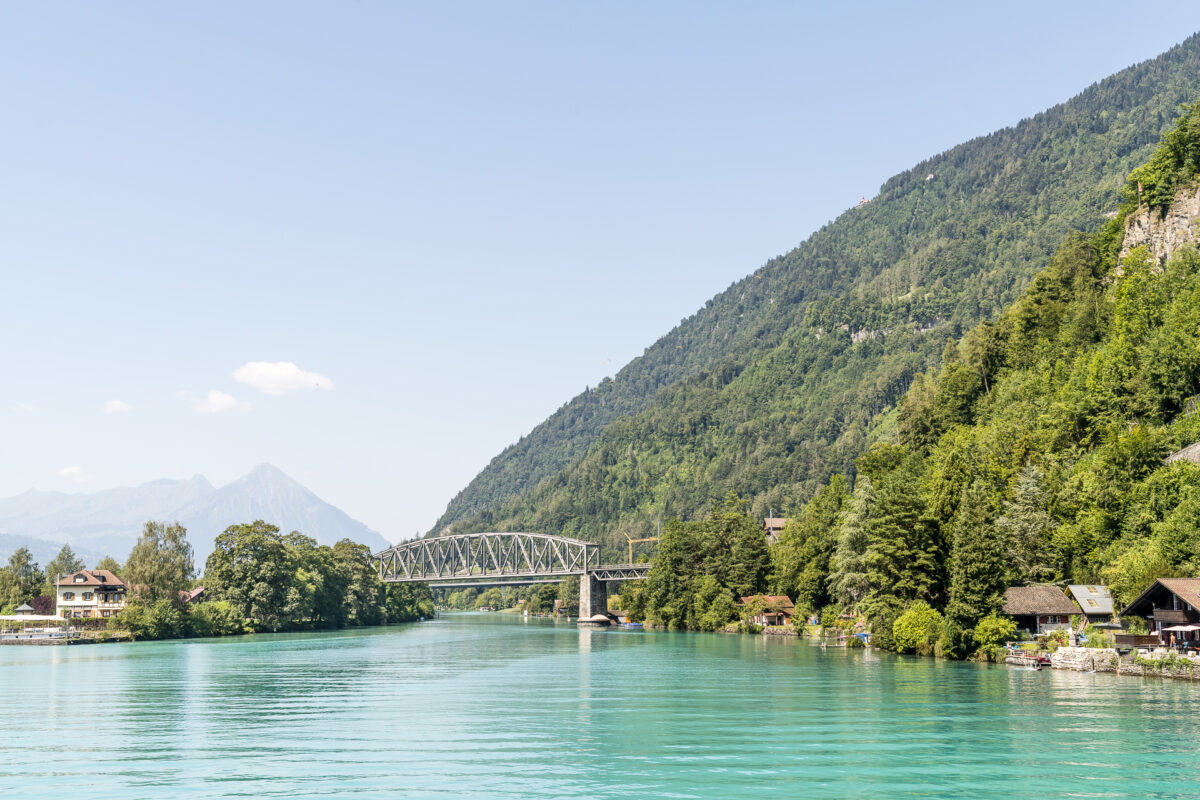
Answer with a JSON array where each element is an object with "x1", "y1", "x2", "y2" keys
[{"x1": 374, "y1": 532, "x2": 650, "y2": 617}]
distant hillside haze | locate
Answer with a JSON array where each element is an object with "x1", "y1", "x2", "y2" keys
[
  {"x1": 434, "y1": 33, "x2": 1200, "y2": 549},
  {"x1": 0, "y1": 464, "x2": 391, "y2": 568}
]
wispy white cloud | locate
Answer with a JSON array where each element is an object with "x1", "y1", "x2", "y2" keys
[
  {"x1": 57, "y1": 466, "x2": 91, "y2": 483},
  {"x1": 9, "y1": 402, "x2": 38, "y2": 413},
  {"x1": 233, "y1": 361, "x2": 333, "y2": 395},
  {"x1": 194, "y1": 390, "x2": 250, "y2": 415},
  {"x1": 103, "y1": 399, "x2": 133, "y2": 414}
]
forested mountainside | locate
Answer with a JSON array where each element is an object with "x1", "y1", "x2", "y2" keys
[
  {"x1": 436, "y1": 34, "x2": 1200, "y2": 552},
  {"x1": 764, "y1": 102, "x2": 1200, "y2": 651}
]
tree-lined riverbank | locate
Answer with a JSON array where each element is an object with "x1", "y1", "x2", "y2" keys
[{"x1": 1, "y1": 519, "x2": 433, "y2": 642}]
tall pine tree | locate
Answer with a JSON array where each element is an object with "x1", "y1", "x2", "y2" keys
[
  {"x1": 830, "y1": 475, "x2": 874, "y2": 610},
  {"x1": 946, "y1": 479, "x2": 1007, "y2": 629}
]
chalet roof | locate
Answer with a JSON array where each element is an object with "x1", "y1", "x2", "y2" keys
[
  {"x1": 1121, "y1": 578, "x2": 1200, "y2": 617},
  {"x1": 763, "y1": 518, "x2": 788, "y2": 530},
  {"x1": 179, "y1": 586, "x2": 206, "y2": 603},
  {"x1": 56, "y1": 570, "x2": 126, "y2": 588},
  {"x1": 739, "y1": 595, "x2": 795, "y2": 611},
  {"x1": 1067, "y1": 584, "x2": 1113, "y2": 616},
  {"x1": 1002, "y1": 585, "x2": 1080, "y2": 617},
  {"x1": 1165, "y1": 441, "x2": 1200, "y2": 465}
]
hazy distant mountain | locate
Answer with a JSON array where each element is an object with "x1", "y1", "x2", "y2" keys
[
  {"x1": 171, "y1": 464, "x2": 392, "y2": 563},
  {"x1": 0, "y1": 464, "x2": 391, "y2": 568}
]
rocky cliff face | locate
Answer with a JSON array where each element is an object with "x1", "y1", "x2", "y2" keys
[{"x1": 1121, "y1": 184, "x2": 1200, "y2": 265}]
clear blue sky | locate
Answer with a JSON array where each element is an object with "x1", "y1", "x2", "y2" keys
[{"x1": 2, "y1": 3, "x2": 1199, "y2": 543}]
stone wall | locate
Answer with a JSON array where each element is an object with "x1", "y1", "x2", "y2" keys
[
  {"x1": 1051, "y1": 646, "x2": 1200, "y2": 681},
  {"x1": 1050, "y1": 646, "x2": 1119, "y2": 673}
]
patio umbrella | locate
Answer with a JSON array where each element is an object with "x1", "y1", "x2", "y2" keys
[{"x1": 1162, "y1": 624, "x2": 1195, "y2": 632}]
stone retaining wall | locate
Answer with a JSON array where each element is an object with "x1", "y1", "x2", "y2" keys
[
  {"x1": 1051, "y1": 646, "x2": 1200, "y2": 681},
  {"x1": 762, "y1": 626, "x2": 799, "y2": 637}
]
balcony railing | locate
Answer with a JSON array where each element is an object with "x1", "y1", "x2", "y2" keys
[{"x1": 1153, "y1": 608, "x2": 1198, "y2": 625}]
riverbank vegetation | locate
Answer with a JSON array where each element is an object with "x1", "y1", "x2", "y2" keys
[
  {"x1": 434, "y1": 36, "x2": 1200, "y2": 548},
  {"x1": 436, "y1": 576, "x2": 579, "y2": 614},
  {"x1": 615, "y1": 101, "x2": 1200, "y2": 660},
  {"x1": 0, "y1": 520, "x2": 433, "y2": 641},
  {"x1": 762, "y1": 101, "x2": 1200, "y2": 659},
  {"x1": 621, "y1": 495, "x2": 767, "y2": 631}
]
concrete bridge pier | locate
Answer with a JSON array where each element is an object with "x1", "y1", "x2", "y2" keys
[{"x1": 578, "y1": 571, "x2": 608, "y2": 619}]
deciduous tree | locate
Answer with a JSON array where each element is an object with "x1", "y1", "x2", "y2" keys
[{"x1": 125, "y1": 521, "x2": 194, "y2": 603}]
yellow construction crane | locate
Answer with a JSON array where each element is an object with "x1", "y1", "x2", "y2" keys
[{"x1": 623, "y1": 533, "x2": 659, "y2": 565}]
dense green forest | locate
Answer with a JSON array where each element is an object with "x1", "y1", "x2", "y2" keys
[
  {"x1": 762, "y1": 100, "x2": 1200, "y2": 656},
  {"x1": 615, "y1": 101, "x2": 1200, "y2": 654},
  {"x1": 437, "y1": 34, "x2": 1200, "y2": 553},
  {"x1": 0, "y1": 521, "x2": 433, "y2": 640}
]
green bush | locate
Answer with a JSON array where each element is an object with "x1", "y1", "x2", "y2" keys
[
  {"x1": 1081, "y1": 623, "x2": 1114, "y2": 649},
  {"x1": 937, "y1": 619, "x2": 974, "y2": 659},
  {"x1": 113, "y1": 599, "x2": 189, "y2": 641},
  {"x1": 191, "y1": 601, "x2": 244, "y2": 637},
  {"x1": 1041, "y1": 629, "x2": 1068, "y2": 652},
  {"x1": 820, "y1": 607, "x2": 839, "y2": 629},
  {"x1": 892, "y1": 602, "x2": 944, "y2": 655},
  {"x1": 1135, "y1": 652, "x2": 1198, "y2": 671},
  {"x1": 869, "y1": 606, "x2": 901, "y2": 652},
  {"x1": 973, "y1": 614, "x2": 1018, "y2": 648},
  {"x1": 982, "y1": 644, "x2": 1008, "y2": 662}
]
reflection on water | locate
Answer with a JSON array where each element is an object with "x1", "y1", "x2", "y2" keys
[{"x1": 2, "y1": 614, "x2": 1199, "y2": 799}]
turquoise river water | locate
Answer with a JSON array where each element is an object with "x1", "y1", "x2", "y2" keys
[{"x1": 2, "y1": 613, "x2": 1200, "y2": 799}]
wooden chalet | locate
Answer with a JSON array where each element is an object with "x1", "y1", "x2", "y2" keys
[
  {"x1": 739, "y1": 595, "x2": 795, "y2": 626},
  {"x1": 1066, "y1": 584, "x2": 1114, "y2": 624},
  {"x1": 1165, "y1": 440, "x2": 1200, "y2": 465},
  {"x1": 179, "y1": 586, "x2": 206, "y2": 605},
  {"x1": 1119, "y1": 578, "x2": 1200, "y2": 648},
  {"x1": 1002, "y1": 585, "x2": 1080, "y2": 635}
]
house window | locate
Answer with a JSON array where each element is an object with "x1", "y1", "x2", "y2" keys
[
  {"x1": 1046, "y1": 615, "x2": 1061, "y2": 624},
  {"x1": 74, "y1": 575, "x2": 85, "y2": 583},
  {"x1": 63, "y1": 592, "x2": 74, "y2": 601},
  {"x1": 82, "y1": 592, "x2": 93, "y2": 600}
]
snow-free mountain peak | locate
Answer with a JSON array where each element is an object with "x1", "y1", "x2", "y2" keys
[{"x1": 0, "y1": 464, "x2": 390, "y2": 567}]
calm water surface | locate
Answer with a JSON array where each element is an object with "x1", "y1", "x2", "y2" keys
[{"x1": 2, "y1": 613, "x2": 1199, "y2": 799}]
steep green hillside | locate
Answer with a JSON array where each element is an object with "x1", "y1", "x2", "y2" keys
[
  {"x1": 436, "y1": 34, "x2": 1200, "y2": 550},
  {"x1": 766, "y1": 100, "x2": 1200, "y2": 654}
]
